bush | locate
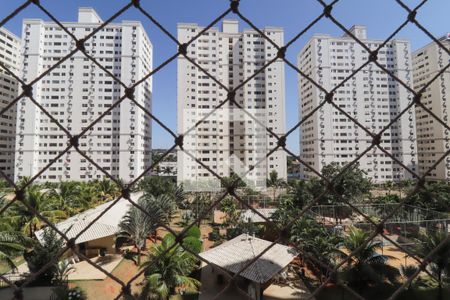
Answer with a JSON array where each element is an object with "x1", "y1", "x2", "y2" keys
[
  {"x1": 52, "y1": 287, "x2": 87, "y2": 300},
  {"x1": 25, "y1": 228, "x2": 64, "y2": 286},
  {"x1": 208, "y1": 228, "x2": 221, "y2": 241}
]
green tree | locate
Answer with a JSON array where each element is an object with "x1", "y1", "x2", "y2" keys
[
  {"x1": 94, "y1": 179, "x2": 120, "y2": 202},
  {"x1": 374, "y1": 194, "x2": 400, "y2": 204},
  {"x1": 188, "y1": 193, "x2": 212, "y2": 226},
  {"x1": 337, "y1": 227, "x2": 399, "y2": 290},
  {"x1": 221, "y1": 172, "x2": 247, "y2": 190},
  {"x1": 138, "y1": 176, "x2": 187, "y2": 209},
  {"x1": 54, "y1": 260, "x2": 75, "y2": 285},
  {"x1": 25, "y1": 228, "x2": 64, "y2": 286},
  {"x1": 48, "y1": 181, "x2": 82, "y2": 216},
  {"x1": 266, "y1": 170, "x2": 286, "y2": 200},
  {"x1": 400, "y1": 264, "x2": 419, "y2": 290},
  {"x1": 289, "y1": 217, "x2": 341, "y2": 282},
  {"x1": 0, "y1": 226, "x2": 31, "y2": 273},
  {"x1": 12, "y1": 185, "x2": 66, "y2": 238},
  {"x1": 162, "y1": 166, "x2": 173, "y2": 176},
  {"x1": 220, "y1": 196, "x2": 240, "y2": 229},
  {"x1": 288, "y1": 179, "x2": 313, "y2": 209},
  {"x1": 117, "y1": 194, "x2": 175, "y2": 265},
  {"x1": 409, "y1": 181, "x2": 450, "y2": 212},
  {"x1": 140, "y1": 230, "x2": 201, "y2": 300},
  {"x1": 317, "y1": 163, "x2": 372, "y2": 205},
  {"x1": 416, "y1": 230, "x2": 450, "y2": 294}
]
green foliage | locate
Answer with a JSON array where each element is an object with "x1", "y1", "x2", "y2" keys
[
  {"x1": 219, "y1": 197, "x2": 240, "y2": 228},
  {"x1": 337, "y1": 227, "x2": 400, "y2": 289},
  {"x1": 374, "y1": 194, "x2": 401, "y2": 204},
  {"x1": 54, "y1": 260, "x2": 75, "y2": 285},
  {"x1": 226, "y1": 221, "x2": 265, "y2": 240},
  {"x1": 117, "y1": 194, "x2": 175, "y2": 264},
  {"x1": 266, "y1": 170, "x2": 286, "y2": 200},
  {"x1": 289, "y1": 217, "x2": 341, "y2": 281},
  {"x1": 10, "y1": 185, "x2": 67, "y2": 238},
  {"x1": 3, "y1": 180, "x2": 121, "y2": 236},
  {"x1": 221, "y1": 172, "x2": 247, "y2": 189},
  {"x1": 25, "y1": 228, "x2": 64, "y2": 286},
  {"x1": 187, "y1": 193, "x2": 212, "y2": 225},
  {"x1": 52, "y1": 287, "x2": 87, "y2": 300},
  {"x1": 409, "y1": 181, "x2": 450, "y2": 212},
  {"x1": 313, "y1": 162, "x2": 372, "y2": 205},
  {"x1": 416, "y1": 230, "x2": 450, "y2": 290},
  {"x1": 138, "y1": 176, "x2": 187, "y2": 209},
  {"x1": 288, "y1": 179, "x2": 313, "y2": 208},
  {"x1": 140, "y1": 230, "x2": 201, "y2": 299},
  {"x1": 0, "y1": 229, "x2": 31, "y2": 273},
  {"x1": 178, "y1": 226, "x2": 202, "y2": 254},
  {"x1": 401, "y1": 264, "x2": 419, "y2": 289}
]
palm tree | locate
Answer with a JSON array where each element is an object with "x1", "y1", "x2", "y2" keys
[
  {"x1": 0, "y1": 226, "x2": 31, "y2": 273},
  {"x1": 117, "y1": 194, "x2": 175, "y2": 265},
  {"x1": 288, "y1": 179, "x2": 312, "y2": 210},
  {"x1": 78, "y1": 181, "x2": 98, "y2": 208},
  {"x1": 337, "y1": 227, "x2": 400, "y2": 290},
  {"x1": 162, "y1": 166, "x2": 173, "y2": 176},
  {"x1": 12, "y1": 185, "x2": 66, "y2": 238},
  {"x1": 288, "y1": 217, "x2": 341, "y2": 282},
  {"x1": 384, "y1": 180, "x2": 394, "y2": 195},
  {"x1": 95, "y1": 179, "x2": 120, "y2": 202},
  {"x1": 48, "y1": 181, "x2": 82, "y2": 216},
  {"x1": 53, "y1": 259, "x2": 75, "y2": 285},
  {"x1": 400, "y1": 264, "x2": 418, "y2": 290},
  {"x1": 267, "y1": 170, "x2": 285, "y2": 200},
  {"x1": 140, "y1": 230, "x2": 201, "y2": 300},
  {"x1": 416, "y1": 230, "x2": 450, "y2": 294}
]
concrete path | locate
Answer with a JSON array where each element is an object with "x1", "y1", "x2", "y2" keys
[{"x1": 68, "y1": 254, "x2": 123, "y2": 281}]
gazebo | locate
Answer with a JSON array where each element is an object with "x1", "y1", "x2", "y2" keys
[{"x1": 199, "y1": 234, "x2": 297, "y2": 299}]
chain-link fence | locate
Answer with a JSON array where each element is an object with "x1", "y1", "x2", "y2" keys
[{"x1": 0, "y1": 0, "x2": 450, "y2": 299}]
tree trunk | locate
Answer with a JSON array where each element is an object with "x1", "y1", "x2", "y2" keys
[
  {"x1": 137, "y1": 245, "x2": 141, "y2": 266},
  {"x1": 438, "y1": 271, "x2": 443, "y2": 300}
]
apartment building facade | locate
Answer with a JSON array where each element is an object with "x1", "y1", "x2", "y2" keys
[
  {"x1": 0, "y1": 28, "x2": 20, "y2": 180},
  {"x1": 177, "y1": 20, "x2": 286, "y2": 190},
  {"x1": 15, "y1": 8, "x2": 152, "y2": 182},
  {"x1": 413, "y1": 34, "x2": 450, "y2": 180},
  {"x1": 298, "y1": 25, "x2": 418, "y2": 183}
]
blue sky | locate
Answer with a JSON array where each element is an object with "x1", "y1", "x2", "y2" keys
[{"x1": 2, "y1": 0, "x2": 449, "y2": 154}]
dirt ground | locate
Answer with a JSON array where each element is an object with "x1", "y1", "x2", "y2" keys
[
  {"x1": 381, "y1": 246, "x2": 419, "y2": 268},
  {"x1": 70, "y1": 259, "x2": 144, "y2": 300},
  {"x1": 70, "y1": 223, "x2": 215, "y2": 299}
]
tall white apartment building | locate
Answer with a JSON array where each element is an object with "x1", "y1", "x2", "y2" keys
[
  {"x1": 15, "y1": 8, "x2": 152, "y2": 182},
  {"x1": 0, "y1": 28, "x2": 20, "y2": 180},
  {"x1": 413, "y1": 34, "x2": 450, "y2": 180},
  {"x1": 177, "y1": 20, "x2": 286, "y2": 190},
  {"x1": 298, "y1": 25, "x2": 418, "y2": 183}
]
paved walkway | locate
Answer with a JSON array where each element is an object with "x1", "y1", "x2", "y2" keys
[
  {"x1": 68, "y1": 254, "x2": 123, "y2": 281},
  {"x1": 3, "y1": 254, "x2": 123, "y2": 282}
]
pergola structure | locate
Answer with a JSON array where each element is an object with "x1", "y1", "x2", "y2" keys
[{"x1": 199, "y1": 234, "x2": 297, "y2": 299}]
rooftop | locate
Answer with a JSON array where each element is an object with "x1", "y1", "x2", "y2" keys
[
  {"x1": 199, "y1": 234, "x2": 297, "y2": 284},
  {"x1": 35, "y1": 192, "x2": 142, "y2": 245}
]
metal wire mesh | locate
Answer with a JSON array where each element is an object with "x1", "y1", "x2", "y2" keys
[{"x1": 0, "y1": 0, "x2": 449, "y2": 299}]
